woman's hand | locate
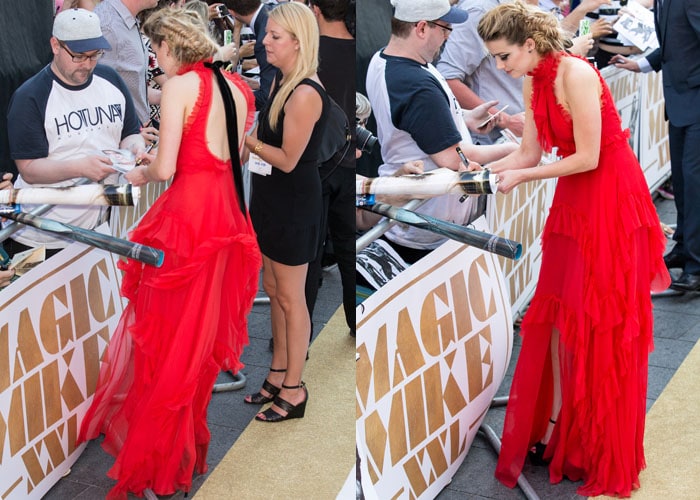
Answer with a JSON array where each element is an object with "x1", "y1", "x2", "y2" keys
[
  {"x1": 125, "y1": 164, "x2": 150, "y2": 187},
  {"x1": 494, "y1": 169, "x2": 525, "y2": 195},
  {"x1": 569, "y1": 34, "x2": 595, "y2": 57}
]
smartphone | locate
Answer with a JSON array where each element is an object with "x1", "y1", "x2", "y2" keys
[{"x1": 478, "y1": 104, "x2": 509, "y2": 128}]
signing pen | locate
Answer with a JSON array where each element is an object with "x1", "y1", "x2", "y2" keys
[
  {"x1": 135, "y1": 141, "x2": 157, "y2": 166},
  {"x1": 456, "y1": 146, "x2": 470, "y2": 169},
  {"x1": 456, "y1": 146, "x2": 470, "y2": 202}
]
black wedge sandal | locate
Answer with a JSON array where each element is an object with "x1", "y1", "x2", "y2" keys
[
  {"x1": 255, "y1": 382, "x2": 308, "y2": 422},
  {"x1": 244, "y1": 368, "x2": 286, "y2": 404},
  {"x1": 528, "y1": 418, "x2": 556, "y2": 466}
]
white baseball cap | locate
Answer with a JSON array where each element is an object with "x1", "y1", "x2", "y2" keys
[
  {"x1": 53, "y1": 8, "x2": 111, "y2": 53},
  {"x1": 391, "y1": 0, "x2": 469, "y2": 24}
]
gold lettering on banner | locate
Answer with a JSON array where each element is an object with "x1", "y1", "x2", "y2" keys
[
  {"x1": 0, "y1": 323, "x2": 9, "y2": 392},
  {"x1": 646, "y1": 104, "x2": 666, "y2": 148},
  {"x1": 365, "y1": 410, "x2": 387, "y2": 475},
  {"x1": 40, "y1": 286, "x2": 72, "y2": 355},
  {"x1": 465, "y1": 326, "x2": 492, "y2": 402},
  {"x1": 0, "y1": 413, "x2": 5, "y2": 465},
  {"x1": 608, "y1": 70, "x2": 637, "y2": 103},
  {"x1": 393, "y1": 309, "x2": 425, "y2": 386},
  {"x1": 389, "y1": 390, "x2": 408, "y2": 466},
  {"x1": 405, "y1": 376, "x2": 427, "y2": 449},
  {"x1": 13, "y1": 310, "x2": 43, "y2": 382},
  {"x1": 425, "y1": 435, "x2": 449, "y2": 480},
  {"x1": 88, "y1": 259, "x2": 116, "y2": 322},
  {"x1": 9, "y1": 384, "x2": 25, "y2": 455},
  {"x1": 423, "y1": 363, "x2": 445, "y2": 435},
  {"x1": 356, "y1": 342, "x2": 371, "y2": 412},
  {"x1": 449, "y1": 271, "x2": 471, "y2": 340},
  {"x1": 83, "y1": 327, "x2": 108, "y2": 398},
  {"x1": 403, "y1": 454, "x2": 428, "y2": 497},
  {"x1": 42, "y1": 361, "x2": 62, "y2": 430},
  {"x1": 420, "y1": 283, "x2": 454, "y2": 356},
  {"x1": 69, "y1": 276, "x2": 91, "y2": 341},
  {"x1": 0, "y1": 254, "x2": 122, "y2": 497},
  {"x1": 25, "y1": 373, "x2": 43, "y2": 443},
  {"x1": 19, "y1": 414, "x2": 78, "y2": 494},
  {"x1": 358, "y1": 251, "x2": 503, "y2": 497},
  {"x1": 443, "y1": 370, "x2": 467, "y2": 417},
  {"x1": 373, "y1": 325, "x2": 390, "y2": 403}
]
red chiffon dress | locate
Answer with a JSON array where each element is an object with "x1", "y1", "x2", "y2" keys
[
  {"x1": 77, "y1": 62, "x2": 261, "y2": 499},
  {"x1": 494, "y1": 52, "x2": 670, "y2": 497}
]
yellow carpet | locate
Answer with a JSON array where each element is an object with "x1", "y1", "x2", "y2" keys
[
  {"x1": 592, "y1": 339, "x2": 700, "y2": 499},
  {"x1": 195, "y1": 307, "x2": 355, "y2": 500}
]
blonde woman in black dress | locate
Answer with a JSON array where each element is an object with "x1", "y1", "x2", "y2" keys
[{"x1": 244, "y1": 2, "x2": 333, "y2": 422}]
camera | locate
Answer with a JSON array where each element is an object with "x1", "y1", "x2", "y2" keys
[
  {"x1": 216, "y1": 4, "x2": 229, "y2": 17},
  {"x1": 356, "y1": 124, "x2": 377, "y2": 154}
]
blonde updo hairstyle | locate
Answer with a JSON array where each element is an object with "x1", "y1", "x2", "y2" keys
[
  {"x1": 267, "y1": 2, "x2": 320, "y2": 131},
  {"x1": 142, "y1": 8, "x2": 218, "y2": 66},
  {"x1": 477, "y1": 1, "x2": 567, "y2": 55}
]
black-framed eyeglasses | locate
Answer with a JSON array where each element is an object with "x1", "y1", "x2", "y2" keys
[
  {"x1": 426, "y1": 21, "x2": 453, "y2": 35},
  {"x1": 59, "y1": 41, "x2": 104, "y2": 63}
]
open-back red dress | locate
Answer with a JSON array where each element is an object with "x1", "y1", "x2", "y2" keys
[
  {"x1": 494, "y1": 52, "x2": 670, "y2": 497},
  {"x1": 77, "y1": 62, "x2": 260, "y2": 499}
]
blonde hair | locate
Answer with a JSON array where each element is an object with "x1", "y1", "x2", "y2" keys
[
  {"x1": 477, "y1": 1, "x2": 567, "y2": 55},
  {"x1": 143, "y1": 8, "x2": 218, "y2": 65},
  {"x1": 267, "y1": 2, "x2": 320, "y2": 130},
  {"x1": 183, "y1": 0, "x2": 209, "y2": 30}
]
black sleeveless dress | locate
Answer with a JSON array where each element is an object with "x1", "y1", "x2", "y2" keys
[{"x1": 250, "y1": 76, "x2": 330, "y2": 265}]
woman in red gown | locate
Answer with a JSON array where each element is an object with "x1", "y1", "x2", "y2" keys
[
  {"x1": 477, "y1": 2, "x2": 670, "y2": 497},
  {"x1": 77, "y1": 9, "x2": 260, "y2": 499}
]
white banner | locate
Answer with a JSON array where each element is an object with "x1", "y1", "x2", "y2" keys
[
  {"x1": 0, "y1": 242, "x2": 125, "y2": 499},
  {"x1": 356, "y1": 237, "x2": 513, "y2": 499}
]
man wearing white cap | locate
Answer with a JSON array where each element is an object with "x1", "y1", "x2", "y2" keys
[
  {"x1": 4, "y1": 8, "x2": 144, "y2": 258},
  {"x1": 365, "y1": 0, "x2": 517, "y2": 262}
]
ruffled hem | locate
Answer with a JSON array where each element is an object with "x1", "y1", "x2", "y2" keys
[{"x1": 496, "y1": 175, "x2": 669, "y2": 497}]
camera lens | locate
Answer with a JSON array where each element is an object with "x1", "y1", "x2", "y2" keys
[{"x1": 356, "y1": 124, "x2": 378, "y2": 154}]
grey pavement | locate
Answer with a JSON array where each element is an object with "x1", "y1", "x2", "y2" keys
[
  {"x1": 44, "y1": 265, "x2": 345, "y2": 499},
  {"x1": 437, "y1": 195, "x2": 700, "y2": 499}
]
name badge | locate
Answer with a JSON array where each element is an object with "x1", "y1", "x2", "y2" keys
[{"x1": 248, "y1": 152, "x2": 272, "y2": 176}]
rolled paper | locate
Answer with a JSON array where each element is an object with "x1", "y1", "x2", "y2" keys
[
  {"x1": 356, "y1": 168, "x2": 499, "y2": 198},
  {"x1": 1, "y1": 211, "x2": 164, "y2": 267},
  {"x1": 360, "y1": 202, "x2": 522, "y2": 260},
  {"x1": 0, "y1": 184, "x2": 140, "y2": 206}
]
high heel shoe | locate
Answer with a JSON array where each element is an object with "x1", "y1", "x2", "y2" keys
[
  {"x1": 244, "y1": 368, "x2": 285, "y2": 404},
  {"x1": 255, "y1": 382, "x2": 308, "y2": 422},
  {"x1": 528, "y1": 442, "x2": 550, "y2": 466},
  {"x1": 528, "y1": 418, "x2": 556, "y2": 466}
]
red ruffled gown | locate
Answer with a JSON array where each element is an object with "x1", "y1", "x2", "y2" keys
[
  {"x1": 495, "y1": 52, "x2": 670, "y2": 497},
  {"x1": 77, "y1": 62, "x2": 261, "y2": 499}
]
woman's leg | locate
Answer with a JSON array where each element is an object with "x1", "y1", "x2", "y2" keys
[
  {"x1": 542, "y1": 328, "x2": 562, "y2": 444},
  {"x1": 261, "y1": 255, "x2": 287, "y2": 395},
  {"x1": 256, "y1": 258, "x2": 309, "y2": 419}
]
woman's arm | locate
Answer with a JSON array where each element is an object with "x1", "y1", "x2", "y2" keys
[
  {"x1": 485, "y1": 78, "x2": 543, "y2": 173},
  {"x1": 496, "y1": 58, "x2": 603, "y2": 193},
  {"x1": 127, "y1": 74, "x2": 191, "y2": 185},
  {"x1": 244, "y1": 83, "x2": 322, "y2": 173}
]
